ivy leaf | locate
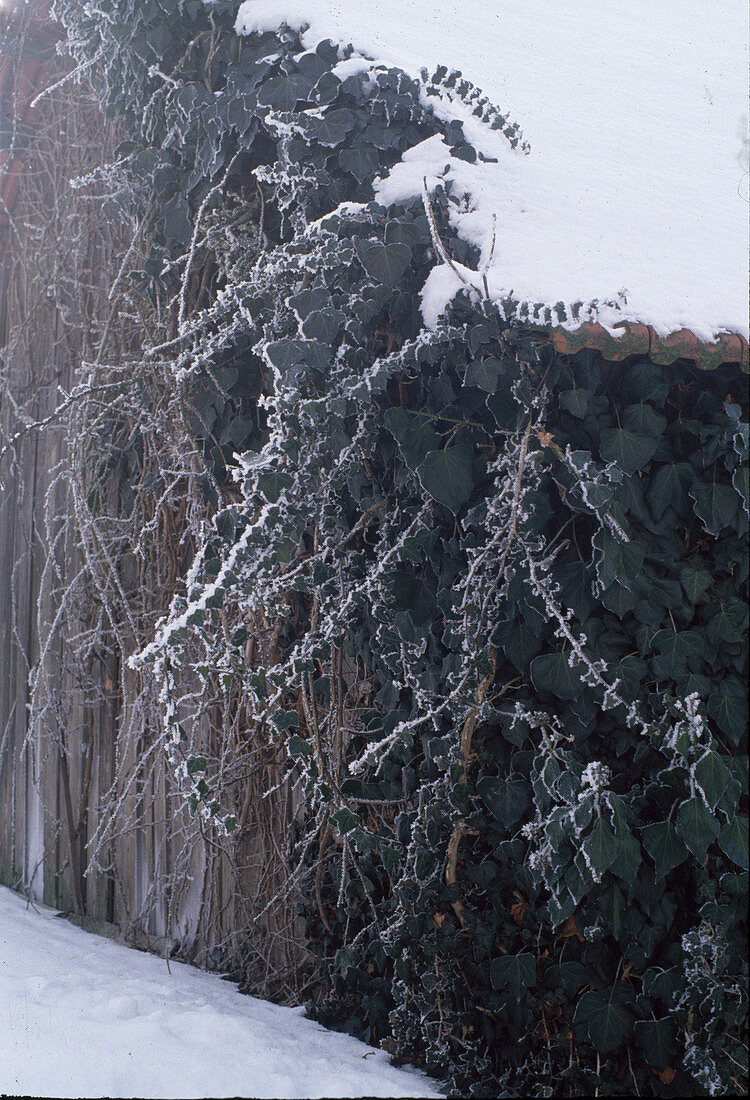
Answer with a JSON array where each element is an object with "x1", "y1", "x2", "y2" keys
[
  {"x1": 600, "y1": 428, "x2": 658, "y2": 475},
  {"x1": 493, "y1": 620, "x2": 542, "y2": 671},
  {"x1": 592, "y1": 528, "x2": 645, "y2": 592},
  {"x1": 302, "y1": 308, "x2": 346, "y2": 344},
  {"x1": 530, "y1": 652, "x2": 587, "y2": 701},
  {"x1": 544, "y1": 961, "x2": 590, "y2": 992},
  {"x1": 609, "y1": 830, "x2": 642, "y2": 886},
  {"x1": 675, "y1": 797, "x2": 720, "y2": 862},
  {"x1": 257, "y1": 470, "x2": 292, "y2": 504},
  {"x1": 272, "y1": 710, "x2": 299, "y2": 731},
  {"x1": 576, "y1": 989, "x2": 634, "y2": 1053},
  {"x1": 620, "y1": 360, "x2": 669, "y2": 403},
  {"x1": 581, "y1": 818, "x2": 619, "y2": 881},
  {"x1": 266, "y1": 338, "x2": 330, "y2": 378},
  {"x1": 477, "y1": 777, "x2": 530, "y2": 829},
  {"x1": 384, "y1": 408, "x2": 440, "y2": 471},
  {"x1": 559, "y1": 388, "x2": 592, "y2": 419},
  {"x1": 359, "y1": 241, "x2": 412, "y2": 286},
  {"x1": 642, "y1": 820, "x2": 689, "y2": 881},
  {"x1": 186, "y1": 756, "x2": 206, "y2": 775},
  {"x1": 307, "y1": 107, "x2": 356, "y2": 146},
  {"x1": 288, "y1": 734, "x2": 312, "y2": 757},
  {"x1": 487, "y1": 389, "x2": 520, "y2": 430},
  {"x1": 634, "y1": 1018, "x2": 676, "y2": 1070},
  {"x1": 679, "y1": 564, "x2": 713, "y2": 603},
  {"x1": 622, "y1": 403, "x2": 667, "y2": 437},
  {"x1": 332, "y1": 807, "x2": 360, "y2": 834},
  {"x1": 416, "y1": 446, "x2": 475, "y2": 513},
  {"x1": 706, "y1": 598, "x2": 747, "y2": 646},
  {"x1": 649, "y1": 629, "x2": 703, "y2": 679},
  {"x1": 489, "y1": 953, "x2": 536, "y2": 1002},
  {"x1": 338, "y1": 146, "x2": 381, "y2": 182},
  {"x1": 707, "y1": 686, "x2": 748, "y2": 744},
  {"x1": 689, "y1": 482, "x2": 740, "y2": 536},
  {"x1": 647, "y1": 462, "x2": 694, "y2": 521},
  {"x1": 257, "y1": 73, "x2": 314, "y2": 110},
  {"x1": 465, "y1": 357, "x2": 503, "y2": 393},
  {"x1": 694, "y1": 752, "x2": 732, "y2": 811},
  {"x1": 718, "y1": 815, "x2": 749, "y2": 870},
  {"x1": 288, "y1": 287, "x2": 331, "y2": 319}
]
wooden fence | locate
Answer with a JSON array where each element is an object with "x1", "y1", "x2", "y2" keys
[{"x1": 0, "y1": 4, "x2": 306, "y2": 1001}]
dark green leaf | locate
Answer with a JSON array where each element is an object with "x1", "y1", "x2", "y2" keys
[
  {"x1": 530, "y1": 652, "x2": 586, "y2": 701},
  {"x1": 186, "y1": 756, "x2": 206, "y2": 775},
  {"x1": 465, "y1": 357, "x2": 503, "y2": 393},
  {"x1": 257, "y1": 73, "x2": 314, "y2": 110},
  {"x1": 486, "y1": 389, "x2": 520, "y2": 430},
  {"x1": 359, "y1": 241, "x2": 412, "y2": 286},
  {"x1": 622, "y1": 403, "x2": 667, "y2": 437},
  {"x1": 600, "y1": 428, "x2": 658, "y2": 475},
  {"x1": 257, "y1": 470, "x2": 292, "y2": 503},
  {"x1": 302, "y1": 308, "x2": 346, "y2": 344},
  {"x1": 544, "y1": 961, "x2": 590, "y2": 992},
  {"x1": 266, "y1": 338, "x2": 330, "y2": 377},
  {"x1": 609, "y1": 830, "x2": 642, "y2": 886},
  {"x1": 288, "y1": 734, "x2": 312, "y2": 757},
  {"x1": 650, "y1": 629, "x2": 703, "y2": 679},
  {"x1": 647, "y1": 463, "x2": 694, "y2": 521},
  {"x1": 592, "y1": 528, "x2": 645, "y2": 592},
  {"x1": 679, "y1": 563, "x2": 713, "y2": 603},
  {"x1": 675, "y1": 797, "x2": 720, "y2": 861},
  {"x1": 307, "y1": 107, "x2": 355, "y2": 146},
  {"x1": 732, "y1": 463, "x2": 749, "y2": 515},
  {"x1": 642, "y1": 820, "x2": 689, "y2": 881},
  {"x1": 689, "y1": 481, "x2": 740, "y2": 535},
  {"x1": 338, "y1": 146, "x2": 381, "y2": 182},
  {"x1": 718, "y1": 815, "x2": 748, "y2": 869},
  {"x1": 273, "y1": 710, "x2": 299, "y2": 731},
  {"x1": 493, "y1": 620, "x2": 542, "y2": 671},
  {"x1": 489, "y1": 953, "x2": 536, "y2": 1001},
  {"x1": 559, "y1": 388, "x2": 592, "y2": 418},
  {"x1": 416, "y1": 446, "x2": 475, "y2": 513},
  {"x1": 706, "y1": 598, "x2": 747, "y2": 646},
  {"x1": 707, "y1": 687, "x2": 748, "y2": 744},
  {"x1": 477, "y1": 777, "x2": 530, "y2": 829},
  {"x1": 620, "y1": 360, "x2": 669, "y2": 403},
  {"x1": 694, "y1": 752, "x2": 733, "y2": 811},
  {"x1": 576, "y1": 989, "x2": 634, "y2": 1053},
  {"x1": 384, "y1": 408, "x2": 440, "y2": 471},
  {"x1": 581, "y1": 818, "x2": 619, "y2": 881},
  {"x1": 634, "y1": 1018, "x2": 676, "y2": 1069},
  {"x1": 332, "y1": 807, "x2": 360, "y2": 834}
]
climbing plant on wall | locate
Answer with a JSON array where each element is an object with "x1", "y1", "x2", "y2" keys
[{"x1": 52, "y1": 2, "x2": 749, "y2": 1095}]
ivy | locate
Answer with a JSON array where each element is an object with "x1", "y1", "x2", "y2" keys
[{"x1": 53, "y1": 3, "x2": 749, "y2": 1096}]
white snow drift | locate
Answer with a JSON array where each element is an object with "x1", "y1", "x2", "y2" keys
[
  {"x1": 236, "y1": 0, "x2": 749, "y2": 342},
  {"x1": 0, "y1": 886, "x2": 438, "y2": 1099}
]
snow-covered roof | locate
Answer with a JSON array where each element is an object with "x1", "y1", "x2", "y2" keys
[{"x1": 237, "y1": 0, "x2": 749, "y2": 358}]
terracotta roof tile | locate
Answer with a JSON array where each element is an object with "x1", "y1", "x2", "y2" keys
[{"x1": 548, "y1": 321, "x2": 748, "y2": 373}]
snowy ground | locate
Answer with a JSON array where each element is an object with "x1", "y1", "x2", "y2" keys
[
  {"x1": 0, "y1": 886, "x2": 440, "y2": 1099},
  {"x1": 237, "y1": 0, "x2": 748, "y2": 341}
]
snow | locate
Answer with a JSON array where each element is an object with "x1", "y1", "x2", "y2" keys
[
  {"x1": 0, "y1": 886, "x2": 439, "y2": 1099},
  {"x1": 236, "y1": 0, "x2": 749, "y2": 342}
]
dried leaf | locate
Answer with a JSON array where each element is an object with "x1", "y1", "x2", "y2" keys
[
  {"x1": 510, "y1": 891, "x2": 529, "y2": 926},
  {"x1": 561, "y1": 915, "x2": 584, "y2": 941},
  {"x1": 656, "y1": 1067, "x2": 676, "y2": 1084}
]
